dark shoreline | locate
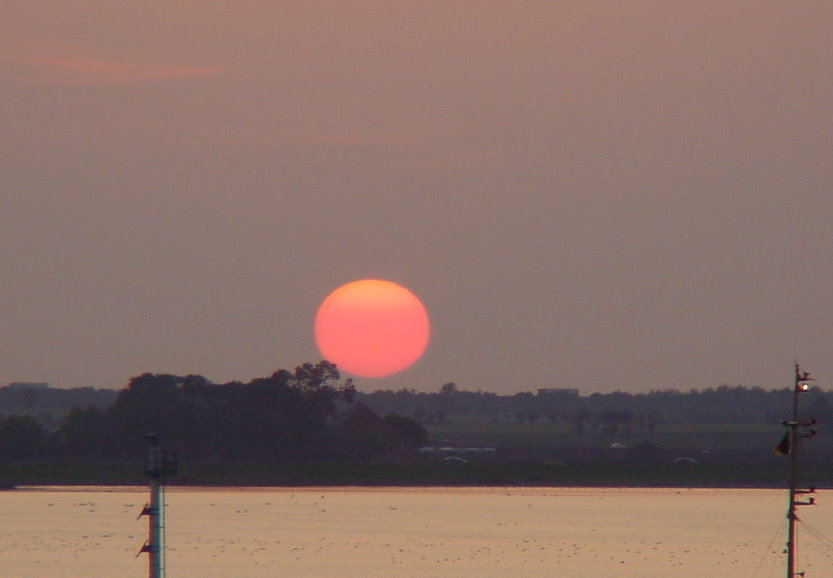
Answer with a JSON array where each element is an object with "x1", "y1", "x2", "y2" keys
[{"x1": 4, "y1": 458, "x2": 831, "y2": 490}]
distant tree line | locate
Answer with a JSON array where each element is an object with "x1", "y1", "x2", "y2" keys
[
  {"x1": 356, "y1": 382, "x2": 832, "y2": 433},
  {"x1": 0, "y1": 385, "x2": 117, "y2": 430},
  {"x1": 2, "y1": 368, "x2": 830, "y2": 462},
  {"x1": 0, "y1": 362, "x2": 427, "y2": 463}
]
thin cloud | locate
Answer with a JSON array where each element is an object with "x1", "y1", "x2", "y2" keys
[{"x1": 4, "y1": 57, "x2": 221, "y2": 86}]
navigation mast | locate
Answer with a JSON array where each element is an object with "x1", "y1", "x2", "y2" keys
[
  {"x1": 139, "y1": 434, "x2": 177, "y2": 578},
  {"x1": 783, "y1": 364, "x2": 817, "y2": 578}
]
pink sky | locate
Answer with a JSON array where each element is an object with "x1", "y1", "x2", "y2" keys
[{"x1": 2, "y1": 2, "x2": 832, "y2": 393}]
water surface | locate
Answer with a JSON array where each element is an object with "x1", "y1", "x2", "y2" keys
[{"x1": 2, "y1": 486, "x2": 830, "y2": 577}]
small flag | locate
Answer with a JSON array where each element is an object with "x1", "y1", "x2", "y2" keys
[{"x1": 774, "y1": 432, "x2": 791, "y2": 456}]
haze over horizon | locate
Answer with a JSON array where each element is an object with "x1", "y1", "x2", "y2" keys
[{"x1": 3, "y1": 2, "x2": 831, "y2": 395}]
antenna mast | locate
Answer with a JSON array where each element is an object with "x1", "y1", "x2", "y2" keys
[{"x1": 783, "y1": 364, "x2": 816, "y2": 578}]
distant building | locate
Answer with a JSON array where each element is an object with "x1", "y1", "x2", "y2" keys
[
  {"x1": 537, "y1": 387, "x2": 579, "y2": 397},
  {"x1": 6, "y1": 382, "x2": 49, "y2": 390}
]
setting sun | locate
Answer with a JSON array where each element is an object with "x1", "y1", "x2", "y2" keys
[{"x1": 314, "y1": 279, "x2": 430, "y2": 378}]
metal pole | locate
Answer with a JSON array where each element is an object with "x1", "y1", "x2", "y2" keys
[
  {"x1": 148, "y1": 475, "x2": 165, "y2": 578},
  {"x1": 786, "y1": 368, "x2": 799, "y2": 578},
  {"x1": 141, "y1": 434, "x2": 175, "y2": 578},
  {"x1": 786, "y1": 364, "x2": 813, "y2": 578}
]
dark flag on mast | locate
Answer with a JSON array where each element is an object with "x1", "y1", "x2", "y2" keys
[{"x1": 774, "y1": 431, "x2": 791, "y2": 456}]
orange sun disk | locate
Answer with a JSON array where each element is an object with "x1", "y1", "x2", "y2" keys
[{"x1": 314, "y1": 279, "x2": 430, "y2": 378}]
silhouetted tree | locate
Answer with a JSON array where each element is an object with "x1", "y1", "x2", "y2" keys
[
  {"x1": 55, "y1": 406, "x2": 109, "y2": 457},
  {"x1": 336, "y1": 403, "x2": 396, "y2": 459},
  {"x1": 0, "y1": 415, "x2": 47, "y2": 459},
  {"x1": 382, "y1": 414, "x2": 428, "y2": 449},
  {"x1": 50, "y1": 361, "x2": 356, "y2": 462}
]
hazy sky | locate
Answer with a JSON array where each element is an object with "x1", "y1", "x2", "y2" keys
[{"x1": 3, "y1": 2, "x2": 831, "y2": 394}]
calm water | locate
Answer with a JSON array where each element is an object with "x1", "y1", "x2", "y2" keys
[{"x1": 1, "y1": 486, "x2": 831, "y2": 577}]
